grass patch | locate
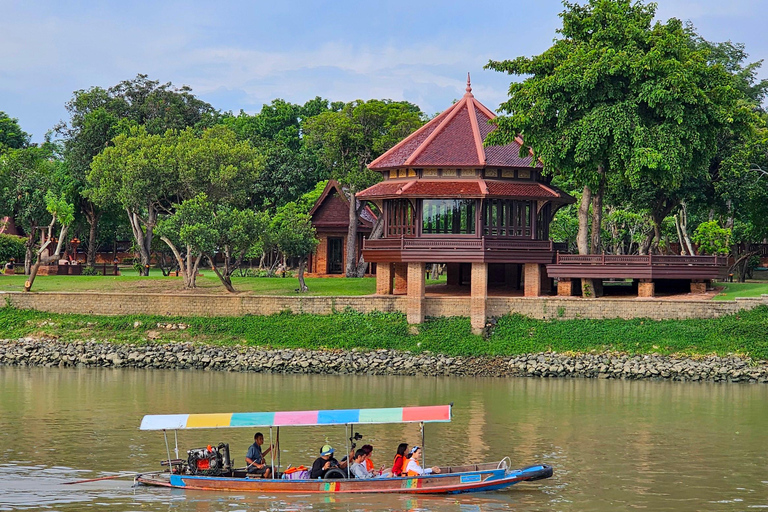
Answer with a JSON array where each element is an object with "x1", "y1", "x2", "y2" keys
[
  {"x1": 0, "y1": 273, "x2": 443, "y2": 296},
  {"x1": 1, "y1": 305, "x2": 767, "y2": 359},
  {"x1": 712, "y1": 281, "x2": 768, "y2": 300}
]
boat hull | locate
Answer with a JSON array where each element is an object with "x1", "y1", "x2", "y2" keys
[{"x1": 137, "y1": 464, "x2": 552, "y2": 495}]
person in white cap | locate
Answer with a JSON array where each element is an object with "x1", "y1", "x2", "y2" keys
[{"x1": 404, "y1": 446, "x2": 441, "y2": 476}]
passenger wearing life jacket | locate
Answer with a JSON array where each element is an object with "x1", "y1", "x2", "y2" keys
[
  {"x1": 392, "y1": 443, "x2": 409, "y2": 476},
  {"x1": 404, "y1": 446, "x2": 441, "y2": 476}
]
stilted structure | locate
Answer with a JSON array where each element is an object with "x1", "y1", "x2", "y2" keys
[{"x1": 358, "y1": 76, "x2": 574, "y2": 333}]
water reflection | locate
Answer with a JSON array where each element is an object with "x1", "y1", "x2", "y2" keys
[{"x1": 0, "y1": 366, "x2": 767, "y2": 511}]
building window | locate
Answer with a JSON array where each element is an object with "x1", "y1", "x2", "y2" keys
[
  {"x1": 483, "y1": 199, "x2": 532, "y2": 237},
  {"x1": 387, "y1": 199, "x2": 416, "y2": 236},
  {"x1": 422, "y1": 199, "x2": 476, "y2": 234}
]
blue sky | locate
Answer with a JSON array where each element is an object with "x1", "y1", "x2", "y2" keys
[{"x1": 2, "y1": 0, "x2": 767, "y2": 142}]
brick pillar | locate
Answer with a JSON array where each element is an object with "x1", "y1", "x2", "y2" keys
[
  {"x1": 446, "y1": 263, "x2": 461, "y2": 286},
  {"x1": 393, "y1": 263, "x2": 408, "y2": 295},
  {"x1": 376, "y1": 263, "x2": 393, "y2": 295},
  {"x1": 524, "y1": 263, "x2": 542, "y2": 297},
  {"x1": 638, "y1": 279, "x2": 655, "y2": 297},
  {"x1": 557, "y1": 278, "x2": 573, "y2": 296},
  {"x1": 505, "y1": 264, "x2": 520, "y2": 290},
  {"x1": 406, "y1": 262, "x2": 426, "y2": 325},
  {"x1": 470, "y1": 263, "x2": 488, "y2": 335},
  {"x1": 690, "y1": 279, "x2": 707, "y2": 294}
]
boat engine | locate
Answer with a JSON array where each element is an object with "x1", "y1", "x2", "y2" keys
[{"x1": 187, "y1": 443, "x2": 231, "y2": 476}]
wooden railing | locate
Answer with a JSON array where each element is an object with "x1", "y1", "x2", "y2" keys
[
  {"x1": 555, "y1": 253, "x2": 728, "y2": 266},
  {"x1": 363, "y1": 237, "x2": 554, "y2": 252}
]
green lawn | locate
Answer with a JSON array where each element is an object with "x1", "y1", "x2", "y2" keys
[
  {"x1": 712, "y1": 281, "x2": 768, "y2": 300},
  {"x1": 0, "y1": 272, "x2": 445, "y2": 296}
]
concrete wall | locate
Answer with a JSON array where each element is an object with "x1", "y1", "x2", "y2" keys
[{"x1": 2, "y1": 291, "x2": 766, "y2": 321}]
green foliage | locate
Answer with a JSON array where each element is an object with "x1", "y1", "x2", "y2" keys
[
  {"x1": 303, "y1": 99, "x2": 425, "y2": 192},
  {"x1": 80, "y1": 266, "x2": 99, "y2": 276},
  {"x1": 0, "y1": 112, "x2": 30, "y2": 152},
  {"x1": 271, "y1": 202, "x2": 319, "y2": 260},
  {"x1": 486, "y1": 0, "x2": 753, "y2": 238},
  {"x1": 0, "y1": 234, "x2": 25, "y2": 263},
  {"x1": 692, "y1": 221, "x2": 731, "y2": 255}
]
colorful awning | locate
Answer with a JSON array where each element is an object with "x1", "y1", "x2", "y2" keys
[{"x1": 140, "y1": 405, "x2": 452, "y2": 431}]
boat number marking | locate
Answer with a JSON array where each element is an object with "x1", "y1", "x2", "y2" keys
[{"x1": 460, "y1": 474, "x2": 482, "y2": 484}]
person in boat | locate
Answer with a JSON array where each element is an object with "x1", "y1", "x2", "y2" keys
[
  {"x1": 392, "y1": 443, "x2": 409, "y2": 476},
  {"x1": 361, "y1": 444, "x2": 376, "y2": 473},
  {"x1": 245, "y1": 432, "x2": 272, "y2": 478},
  {"x1": 350, "y1": 449, "x2": 375, "y2": 478},
  {"x1": 310, "y1": 444, "x2": 347, "y2": 479},
  {"x1": 404, "y1": 446, "x2": 441, "y2": 476}
]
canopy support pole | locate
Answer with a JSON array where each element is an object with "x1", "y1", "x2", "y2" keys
[
  {"x1": 173, "y1": 430, "x2": 179, "y2": 460},
  {"x1": 269, "y1": 427, "x2": 274, "y2": 479},
  {"x1": 163, "y1": 430, "x2": 172, "y2": 469},
  {"x1": 345, "y1": 424, "x2": 351, "y2": 479},
  {"x1": 420, "y1": 421, "x2": 425, "y2": 469},
  {"x1": 276, "y1": 426, "x2": 280, "y2": 473}
]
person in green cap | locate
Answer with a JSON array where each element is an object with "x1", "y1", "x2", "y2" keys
[{"x1": 309, "y1": 443, "x2": 348, "y2": 479}]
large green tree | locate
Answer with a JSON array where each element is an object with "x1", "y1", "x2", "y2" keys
[
  {"x1": 303, "y1": 99, "x2": 424, "y2": 277},
  {"x1": 271, "y1": 201, "x2": 319, "y2": 292},
  {"x1": 487, "y1": 0, "x2": 751, "y2": 294},
  {"x1": 58, "y1": 74, "x2": 217, "y2": 267}
]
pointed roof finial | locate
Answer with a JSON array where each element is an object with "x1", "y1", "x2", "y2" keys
[{"x1": 466, "y1": 72, "x2": 472, "y2": 94}]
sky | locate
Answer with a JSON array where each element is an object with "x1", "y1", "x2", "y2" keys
[{"x1": 2, "y1": 0, "x2": 768, "y2": 142}]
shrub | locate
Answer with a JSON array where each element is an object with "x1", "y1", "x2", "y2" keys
[{"x1": 0, "y1": 234, "x2": 25, "y2": 265}]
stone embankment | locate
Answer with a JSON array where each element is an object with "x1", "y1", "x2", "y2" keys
[{"x1": 1, "y1": 337, "x2": 767, "y2": 383}]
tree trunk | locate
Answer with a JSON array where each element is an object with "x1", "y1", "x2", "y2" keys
[
  {"x1": 430, "y1": 263, "x2": 440, "y2": 281},
  {"x1": 24, "y1": 225, "x2": 68, "y2": 292},
  {"x1": 208, "y1": 254, "x2": 237, "y2": 293},
  {"x1": 345, "y1": 187, "x2": 359, "y2": 277},
  {"x1": 576, "y1": 185, "x2": 593, "y2": 296},
  {"x1": 297, "y1": 256, "x2": 309, "y2": 292},
  {"x1": 84, "y1": 204, "x2": 100, "y2": 268},
  {"x1": 590, "y1": 166, "x2": 605, "y2": 254},
  {"x1": 127, "y1": 208, "x2": 153, "y2": 276},
  {"x1": 160, "y1": 236, "x2": 200, "y2": 289}
]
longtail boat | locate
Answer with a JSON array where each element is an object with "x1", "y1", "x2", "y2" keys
[{"x1": 136, "y1": 404, "x2": 552, "y2": 494}]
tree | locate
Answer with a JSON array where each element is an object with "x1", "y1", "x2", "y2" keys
[
  {"x1": 0, "y1": 142, "x2": 65, "y2": 273},
  {"x1": 0, "y1": 112, "x2": 29, "y2": 152},
  {"x1": 271, "y1": 202, "x2": 318, "y2": 292},
  {"x1": 24, "y1": 192, "x2": 75, "y2": 292},
  {"x1": 303, "y1": 99, "x2": 424, "y2": 277},
  {"x1": 692, "y1": 221, "x2": 731, "y2": 255},
  {"x1": 57, "y1": 74, "x2": 217, "y2": 267},
  {"x1": 157, "y1": 194, "x2": 268, "y2": 292},
  {"x1": 487, "y1": 0, "x2": 750, "y2": 294},
  {"x1": 88, "y1": 126, "x2": 177, "y2": 275}
]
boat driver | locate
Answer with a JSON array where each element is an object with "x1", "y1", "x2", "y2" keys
[
  {"x1": 310, "y1": 444, "x2": 348, "y2": 479},
  {"x1": 245, "y1": 432, "x2": 272, "y2": 478}
]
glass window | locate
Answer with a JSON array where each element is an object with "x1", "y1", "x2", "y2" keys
[
  {"x1": 483, "y1": 199, "x2": 535, "y2": 238},
  {"x1": 422, "y1": 199, "x2": 476, "y2": 234}
]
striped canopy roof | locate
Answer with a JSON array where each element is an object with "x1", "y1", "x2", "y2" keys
[{"x1": 140, "y1": 405, "x2": 452, "y2": 431}]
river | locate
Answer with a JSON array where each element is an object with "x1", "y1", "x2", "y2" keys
[{"x1": 0, "y1": 366, "x2": 765, "y2": 511}]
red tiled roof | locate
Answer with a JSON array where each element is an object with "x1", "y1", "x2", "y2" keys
[
  {"x1": 357, "y1": 179, "x2": 573, "y2": 202},
  {"x1": 369, "y1": 76, "x2": 537, "y2": 170},
  {"x1": 485, "y1": 181, "x2": 562, "y2": 198}
]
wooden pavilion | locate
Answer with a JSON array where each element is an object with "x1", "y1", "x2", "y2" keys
[{"x1": 358, "y1": 77, "x2": 574, "y2": 332}]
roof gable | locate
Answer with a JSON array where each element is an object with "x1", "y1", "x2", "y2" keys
[
  {"x1": 368, "y1": 75, "x2": 537, "y2": 170},
  {"x1": 309, "y1": 180, "x2": 376, "y2": 229}
]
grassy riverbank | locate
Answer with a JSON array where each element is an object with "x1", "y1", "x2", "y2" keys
[{"x1": 1, "y1": 305, "x2": 766, "y2": 360}]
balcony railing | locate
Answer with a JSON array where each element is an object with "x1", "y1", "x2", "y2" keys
[
  {"x1": 554, "y1": 253, "x2": 728, "y2": 266},
  {"x1": 363, "y1": 237, "x2": 555, "y2": 252}
]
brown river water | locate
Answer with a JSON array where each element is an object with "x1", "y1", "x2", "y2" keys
[{"x1": 0, "y1": 366, "x2": 766, "y2": 512}]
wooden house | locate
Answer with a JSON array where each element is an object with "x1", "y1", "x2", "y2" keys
[{"x1": 307, "y1": 180, "x2": 377, "y2": 276}]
